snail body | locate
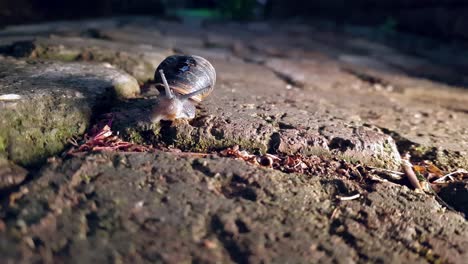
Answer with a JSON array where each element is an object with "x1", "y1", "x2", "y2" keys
[{"x1": 152, "y1": 55, "x2": 216, "y2": 122}]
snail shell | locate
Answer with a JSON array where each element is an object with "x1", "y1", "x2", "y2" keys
[
  {"x1": 154, "y1": 55, "x2": 216, "y2": 103},
  {"x1": 151, "y1": 55, "x2": 216, "y2": 122}
]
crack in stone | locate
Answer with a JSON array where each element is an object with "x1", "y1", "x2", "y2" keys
[
  {"x1": 228, "y1": 43, "x2": 306, "y2": 90},
  {"x1": 271, "y1": 70, "x2": 305, "y2": 88},
  {"x1": 341, "y1": 67, "x2": 401, "y2": 93}
]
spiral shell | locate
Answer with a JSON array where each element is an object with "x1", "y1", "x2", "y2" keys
[{"x1": 154, "y1": 55, "x2": 216, "y2": 102}]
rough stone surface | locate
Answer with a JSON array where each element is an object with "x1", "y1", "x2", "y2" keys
[
  {"x1": 0, "y1": 17, "x2": 467, "y2": 263},
  {"x1": 113, "y1": 55, "x2": 403, "y2": 168},
  {"x1": 0, "y1": 152, "x2": 466, "y2": 263},
  {"x1": 1, "y1": 35, "x2": 171, "y2": 83},
  {"x1": 0, "y1": 17, "x2": 124, "y2": 37},
  {"x1": 0, "y1": 56, "x2": 139, "y2": 166}
]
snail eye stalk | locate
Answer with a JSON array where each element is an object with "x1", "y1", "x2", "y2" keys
[
  {"x1": 179, "y1": 85, "x2": 211, "y2": 100},
  {"x1": 159, "y1": 69, "x2": 173, "y2": 99}
]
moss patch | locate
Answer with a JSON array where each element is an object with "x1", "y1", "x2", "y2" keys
[
  {"x1": 408, "y1": 145, "x2": 468, "y2": 171},
  {"x1": 0, "y1": 96, "x2": 91, "y2": 166},
  {"x1": 118, "y1": 120, "x2": 401, "y2": 169}
]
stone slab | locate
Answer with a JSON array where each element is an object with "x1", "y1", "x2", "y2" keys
[
  {"x1": 1, "y1": 35, "x2": 171, "y2": 83},
  {"x1": 0, "y1": 152, "x2": 466, "y2": 263},
  {"x1": 0, "y1": 57, "x2": 139, "y2": 166}
]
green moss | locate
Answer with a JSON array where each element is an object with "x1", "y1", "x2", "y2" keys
[
  {"x1": 0, "y1": 96, "x2": 91, "y2": 166},
  {"x1": 44, "y1": 49, "x2": 81, "y2": 61},
  {"x1": 82, "y1": 174, "x2": 92, "y2": 184},
  {"x1": 303, "y1": 147, "x2": 332, "y2": 158},
  {"x1": 109, "y1": 82, "x2": 140, "y2": 103},
  {"x1": 76, "y1": 48, "x2": 154, "y2": 82},
  {"x1": 382, "y1": 141, "x2": 395, "y2": 156},
  {"x1": 120, "y1": 121, "x2": 403, "y2": 169},
  {"x1": 340, "y1": 155, "x2": 362, "y2": 165},
  {"x1": 121, "y1": 120, "x2": 268, "y2": 154},
  {"x1": 0, "y1": 135, "x2": 6, "y2": 154},
  {"x1": 171, "y1": 126, "x2": 268, "y2": 154},
  {"x1": 33, "y1": 45, "x2": 81, "y2": 61},
  {"x1": 127, "y1": 130, "x2": 144, "y2": 144},
  {"x1": 408, "y1": 144, "x2": 468, "y2": 171},
  {"x1": 410, "y1": 145, "x2": 433, "y2": 158}
]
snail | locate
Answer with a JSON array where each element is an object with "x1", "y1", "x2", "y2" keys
[{"x1": 151, "y1": 55, "x2": 216, "y2": 122}]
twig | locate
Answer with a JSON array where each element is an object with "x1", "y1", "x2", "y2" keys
[
  {"x1": 330, "y1": 208, "x2": 339, "y2": 219},
  {"x1": 401, "y1": 154, "x2": 423, "y2": 191},
  {"x1": 336, "y1": 193, "x2": 360, "y2": 201},
  {"x1": 433, "y1": 169, "x2": 467, "y2": 183},
  {"x1": 368, "y1": 174, "x2": 389, "y2": 183},
  {"x1": 367, "y1": 166, "x2": 404, "y2": 181},
  {"x1": 170, "y1": 152, "x2": 212, "y2": 157},
  {"x1": 367, "y1": 166, "x2": 404, "y2": 175},
  {"x1": 67, "y1": 137, "x2": 79, "y2": 147}
]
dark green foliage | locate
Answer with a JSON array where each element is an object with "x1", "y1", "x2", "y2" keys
[{"x1": 218, "y1": 0, "x2": 258, "y2": 20}]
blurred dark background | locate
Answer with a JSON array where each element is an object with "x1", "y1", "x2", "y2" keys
[{"x1": 1, "y1": 0, "x2": 467, "y2": 41}]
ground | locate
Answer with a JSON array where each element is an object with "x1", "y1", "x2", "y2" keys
[{"x1": 0, "y1": 16, "x2": 467, "y2": 263}]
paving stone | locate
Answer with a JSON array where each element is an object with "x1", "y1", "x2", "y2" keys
[
  {"x1": 96, "y1": 26, "x2": 172, "y2": 49},
  {"x1": 1, "y1": 17, "x2": 468, "y2": 264},
  {"x1": 114, "y1": 57, "x2": 402, "y2": 169},
  {"x1": 0, "y1": 152, "x2": 466, "y2": 263},
  {"x1": 1, "y1": 35, "x2": 171, "y2": 82},
  {"x1": 0, "y1": 56, "x2": 139, "y2": 166}
]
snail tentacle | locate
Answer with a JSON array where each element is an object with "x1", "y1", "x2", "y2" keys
[
  {"x1": 178, "y1": 85, "x2": 212, "y2": 100},
  {"x1": 158, "y1": 69, "x2": 173, "y2": 99}
]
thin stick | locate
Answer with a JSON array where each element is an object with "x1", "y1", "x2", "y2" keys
[
  {"x1": 330, "y1": 208, "x2": 339, "y2": 219},
  {"x1": 401, "y1": 154, "x2": 423, "y2": 191},
  {"x1": 169, "y1": 152, "x2": 212, "y2": 157},
  {"x1": 433, "y1": 169, "x2": 467, "y2": 183},
  {"x1": 336, "y1": 193, "x2": 360, "y2": 201},
  {"x1": 368, "y1": 174, "x2": 388, "y2": 182},
  {"x1": 367, "y1": 166, "x2": 404, "y2": 175},
  {"x1": 367, "y1": 166, "x2": 403, "y2": 180},
  {"x1": 159, "y1": 69, "x2": 173, "y2": 99}
]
